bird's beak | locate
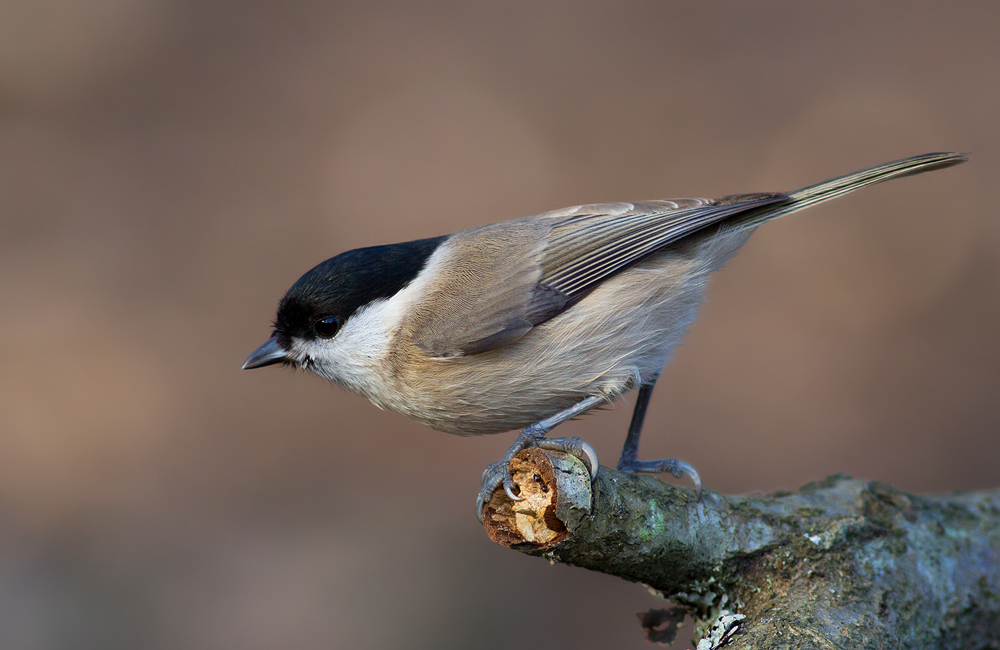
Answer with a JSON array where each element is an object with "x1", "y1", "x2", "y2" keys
[{"x1": 243, "y1": 335, "x2": 288, "y2": 369}]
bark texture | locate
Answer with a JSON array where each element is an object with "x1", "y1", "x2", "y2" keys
[{"x1": 480, "y1": 449, "x2": 1000, "y2": 649}]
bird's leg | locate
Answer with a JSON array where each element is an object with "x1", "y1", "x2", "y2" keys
[
  {"x1": 616, "y1": 381, "x2": 702, "y2": 498},
  {"x1": 477, "y1": 395, "x2": 603, "y2": 522}
]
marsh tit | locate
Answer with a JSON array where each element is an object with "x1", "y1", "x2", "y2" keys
[{"x1": 243, "y1": 152, "x2": 968, "y2": 520}]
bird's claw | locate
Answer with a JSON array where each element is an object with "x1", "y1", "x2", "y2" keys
[
  {"x1": 618, "y1": 457, "x2": 702, "y2": 501},
  {"x1": 537, "y1": 436, "x2": 598, "y2": 481},
  {"x1": 477, "y1": 461, "x2": 507, "y2": 522},
  {"x1": 477, "y1": 434, "x2": 600, "y2": 524}
]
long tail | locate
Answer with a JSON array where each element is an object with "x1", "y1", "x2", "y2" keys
[{"x1": 733, "y1": 151, "x2": 969, "y2": 231}]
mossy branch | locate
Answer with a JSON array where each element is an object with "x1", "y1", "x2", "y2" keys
[{"x1": 480, "y1": 449, "x2": 1000, "y2": 649}]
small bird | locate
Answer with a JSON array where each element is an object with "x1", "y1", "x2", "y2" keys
[{"x1": 243, "y1": 152, "x2": 967, "y2": 519}]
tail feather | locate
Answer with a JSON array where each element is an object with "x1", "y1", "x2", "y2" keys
[{"x1": 733, "y1": 151, "x2": 969, "y2": 231}]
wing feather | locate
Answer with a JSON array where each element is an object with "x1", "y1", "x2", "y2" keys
[
  {"x1": 538, "y1": 195, "x2": 787, "y2": 298},
  {"x1": 408, "y1": 193, "x2": 788, "y2": 357}
]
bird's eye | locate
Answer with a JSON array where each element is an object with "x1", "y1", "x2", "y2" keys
[{"x1": 314, "y1": 316, "x2": 341, "y2": 338}]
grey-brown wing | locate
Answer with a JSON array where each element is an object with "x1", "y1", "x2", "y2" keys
[
  {"x1": 409, "y1": 193, "x2": 788, "y2": 357},
  {"x1": 533, "y1": 193, "x2": 787, "y2": 301}
]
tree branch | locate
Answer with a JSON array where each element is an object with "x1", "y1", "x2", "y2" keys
[{"x1": 480, "y1": 449, "x2": 1000, "y2": 649}]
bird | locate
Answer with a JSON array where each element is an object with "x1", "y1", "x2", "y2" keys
[{"x1": 243, "y1": 152, "x2": 968, "y2": 520}]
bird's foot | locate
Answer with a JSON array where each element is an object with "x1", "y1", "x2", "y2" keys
[
  {"x1": 477, "y1": 426, "x2": 598, "y2": 523},
  {"x1": 617, "y1": 458, "x2": 702, "y2": 500}
]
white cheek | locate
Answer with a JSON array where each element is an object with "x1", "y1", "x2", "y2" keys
[{"x1": 294, "y1": 298, "x2": 398, "y2": 393}]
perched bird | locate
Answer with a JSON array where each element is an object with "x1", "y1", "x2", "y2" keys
[{"x1": 243, "y1": 152, "x2": 968, "y2": 519}]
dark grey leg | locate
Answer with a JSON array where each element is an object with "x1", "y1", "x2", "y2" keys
[
  {"x1": 617, "y1": 383, "x2": 654, "y2": 469},
  {"x1": 616, "y1": 380, "x2": 702, "y2": 498}
]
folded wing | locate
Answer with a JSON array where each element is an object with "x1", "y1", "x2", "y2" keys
[{"x1": 408, "y1": 193, "x2": 788, "y2": 358}]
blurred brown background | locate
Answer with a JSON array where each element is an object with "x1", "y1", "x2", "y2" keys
[{"x1": 1, "y1": 1, "x2": 997, "y2": 648}]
